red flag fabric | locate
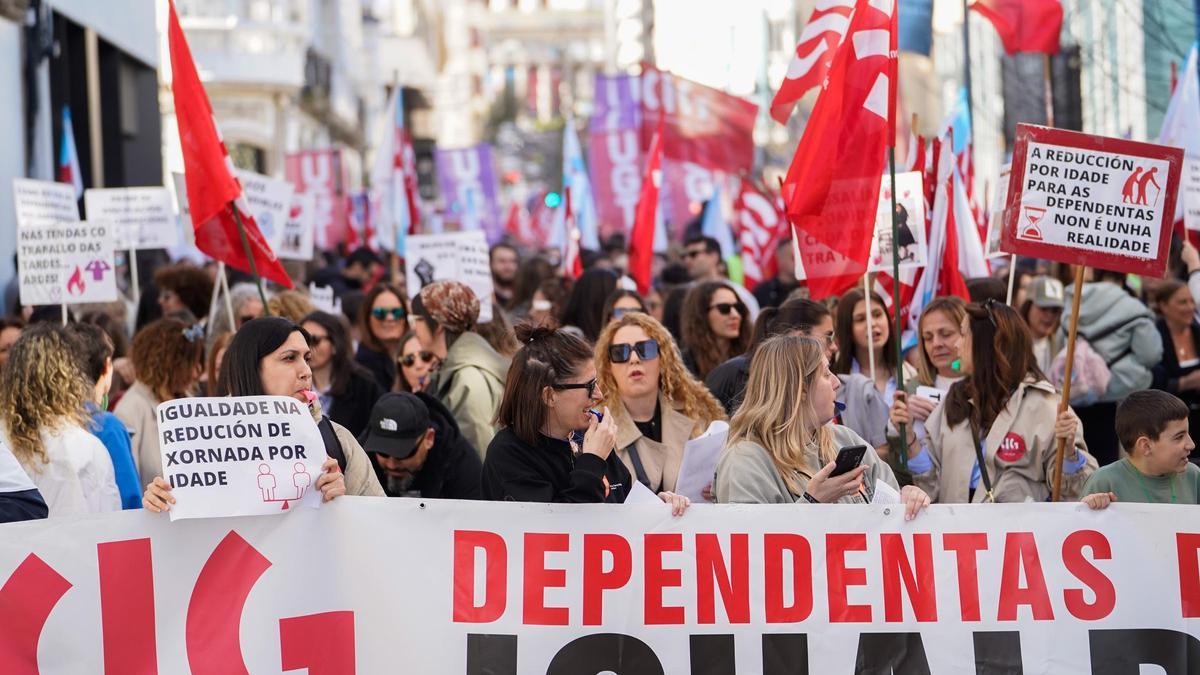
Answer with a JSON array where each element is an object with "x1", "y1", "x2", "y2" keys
[
  {"x1": 782, "y1": 0, "x2": 897, "y2": 300},
  {"x1": 560, "y1": 188, "x2": 583, "y2": 280},
  {"x1": 735, "y1": 179, "x2": 789, "y2": 291},
  {"x1": 969, "y1": 0, "x2": 1062, "y2": 55},
  {"x1": 770, "y1": 0, "x2": 855, "y2": 124},
  {"x1": 167, "y1": 0, "x2": 292, "y2": 288},
  {"x1": 628, "y1": 118, "x2": 665, "y2": 296}
]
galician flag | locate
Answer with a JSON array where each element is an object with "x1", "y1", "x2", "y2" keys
[
  {"x1": 58, "y1": 106, "x2": 83, "y2": 198},
  {"x1": 370, "y1": 85, "x2": 421, "y2": 255}
]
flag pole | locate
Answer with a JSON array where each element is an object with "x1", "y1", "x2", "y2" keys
[
  {"x1": 863, "y1": 273, "x2": 877, "y2": 382},
  {"x1": 888, "y1": 1, "x2": 909, "y2": 469},
  {"x1": 1052, "y1": 264, "x2": 1086, "y2": 501},
  {"x1": 129, "y1": 248, "x2": 141, "y2": 307},
  {"x1": 230, "y1": 202, "x2": 271, "y2": 315}
]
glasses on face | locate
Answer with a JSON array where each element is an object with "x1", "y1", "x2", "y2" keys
[
  {"x1": 400, "y1": 351, "x2": 437, "y2": 368},
  {"x1": 611, "y1": 307, "x2": 642, "y2": 320},
  {"x1": 709, "y1": 302, "x2": 745, "y2": 316},
  {"x1": 371, "y1": 307, "x2": 407, "y2": 321},
  {"x1": 609, "y1": 338, "x2": 660, "y2": 364},
  {"x1": 552, "y1": 377, "x2": 598, "y2": 399}
]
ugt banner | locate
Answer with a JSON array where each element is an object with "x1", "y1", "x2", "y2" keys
[
  {"x1": 435, "y1": 144, "x2": 503, "y2": 244},
  {"x1": 2, "y1": 500, "x2": 1199, "y2": 673},
  {"x1": 284, "y1": 149, "x2": 349, "y2": 251}
]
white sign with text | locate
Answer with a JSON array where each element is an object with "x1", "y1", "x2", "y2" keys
[
  {"x1": 84, "y1": 187, "x2": 179, "y2": 250},
  {"x1": 405, "y1": 230, "x2": 495, "y2": 323}
]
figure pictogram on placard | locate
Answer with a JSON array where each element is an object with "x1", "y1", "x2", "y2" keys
[
  {"x1": 1122, "y1": 165, "x2": 1163, "y2": 207},
  {"x1": 257, "y1": 464, "x2": 276, "y2": 501},
  {"x1": 258, "y1": 461, "x2": 311, "y2": 510},
  {"x1": 1020, "y1": 206, "x2": 1046, "y2": 241},
  {"x1": 293, "y1": 462, "x2": 311, "y2": 500}
]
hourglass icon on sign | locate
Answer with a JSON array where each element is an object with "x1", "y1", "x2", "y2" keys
[{"x1": 1020, "y1": 206, "x2": 1047, "y2": 242}]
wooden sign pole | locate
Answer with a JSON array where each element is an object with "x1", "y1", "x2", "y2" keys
[{"x1": 1051, "y1": 264, "x2": 1086, "y2": 502}]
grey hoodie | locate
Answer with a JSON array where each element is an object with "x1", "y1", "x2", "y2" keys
[
  {"x1": 1060, "y1": 282, "x2": 1161, "y2": 403},
  {"x1": 428, "y1": 332, "x2": 510, "y2": 458}
]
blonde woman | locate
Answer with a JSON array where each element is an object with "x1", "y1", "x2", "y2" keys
[
  {"x1": 595, "y1": 313, "x2": 725, "y2": 495},
  {"x1": 715, "y1": 335, "x2": 929, "y2": 518},
  {"x1": 0, "y1": 323, "x2": 120, "y2": 516}
]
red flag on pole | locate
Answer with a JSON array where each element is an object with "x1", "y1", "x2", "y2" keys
[
  {"x1": 969, "y1": 0, "x2": 1062, "y2": 55},
  {"x1": 560, "y1": 188, "x2": 583, "y2": 280},
  {"x1": 781, "y1": 0, "x2": 897, "y2": 300},
  {"x1": 628, "y1": 116, "x2": 665, "y2": 296},
  {"x1": 167, "y1": 0, "x2": 292, "y2": 288},
  {"x1": 770, "y1": 0, "x2": 855, "y2": 124}
]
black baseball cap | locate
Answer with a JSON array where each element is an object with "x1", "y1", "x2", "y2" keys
[{"x1": 359, "y1": 393, "x2": 431, "y2": 459}]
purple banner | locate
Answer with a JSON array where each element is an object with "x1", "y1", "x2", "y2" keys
[
  {"x1": 589, "y1": 74, "x2": 643, "y2": 238},
  {"x1": 435, "y1": 144, "x2": 502, "y2": 243}
]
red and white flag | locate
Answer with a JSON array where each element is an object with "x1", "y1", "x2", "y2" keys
[
  {"x1": 167, "y1": 0, "x2": 291, "y2": 288},
  {"x1": 735, "y1": 179, "x2": 789, "y2": 291},
  {"x1": 770, "y1": 0, "x2": 856, "y2": 124},
  {"x1": 628, "y1": 116, "x2": 665, "y2": 296},
  {"x1": 782, "y1": 0, "x2": 897, "y2": 300},
  {"x1": 370, "y1": 85, "x2": 421, "y2": 255}
]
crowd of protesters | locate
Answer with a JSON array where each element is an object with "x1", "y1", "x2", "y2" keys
[{"x1": 1, "y1": 228, "x2": 1198, "y2": 522}]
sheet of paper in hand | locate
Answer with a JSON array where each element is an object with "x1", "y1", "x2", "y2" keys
[{"x1": 156, "y1": 396, "x2": 329, "y2": 521}]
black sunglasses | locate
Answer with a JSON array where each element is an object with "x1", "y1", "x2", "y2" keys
[
  {"x1": 609, "y1": 338, "x2": 660, "y2": 364},
  {"x1": 400, "y1": 351, "x2": 437, "y2": 367},
  {"x1": 552, "y1": 377, "x2": 598, "y2": 399},
  {"x1": 371, "y1": 307, "x2": 407, "y2": 321},
  {"x1": 709, "y1": 302, "x2": 745, "y2": 316}
]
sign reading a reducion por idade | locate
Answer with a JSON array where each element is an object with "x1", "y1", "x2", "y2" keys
[{"x1": 1001, "y1": 124, "x2": 1183, "y2": 277}]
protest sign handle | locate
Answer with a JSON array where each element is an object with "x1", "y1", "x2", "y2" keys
[
  {"x1": 219, "y1": 264, "x2": 235, "y2": 330},
  {"x1": 61, "y1": 303, "x2": 67, "y2": 326},
  {"x1": 1052, "y1": 265, "x2": 1086, "y2": 502},
  {"x1": 1005, "y1": 254, "x2": 1017, "y2": 305},
  {"x1": 129, "y1": 247, "x2": 140, "y2": 306},
  {"x1": 230, "y1": 203, "x2": 271, "y2": 316},
  {"x1": 888, "y1": 145, "x2": 909, "y2": 469}
]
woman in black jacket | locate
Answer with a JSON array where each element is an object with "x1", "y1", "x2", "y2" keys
[
  {"x1": 483, "y1": 321, "x2": 688, "y2": 513},
  {"x1": 302, "y1": 311, "x2": 385, "y2": 438},
  {"x1": 1151, "y1": 280, "x2": 1200, "y2": 461}
]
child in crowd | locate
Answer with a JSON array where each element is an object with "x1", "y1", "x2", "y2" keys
[{"x1": 1081, "y1": 389, "x2": 1200, "y2": 508}]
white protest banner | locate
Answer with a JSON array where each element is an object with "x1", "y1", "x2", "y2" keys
[
  {"x1": 308, "y1": 282, "x2": 342, "y2": 315},
  {"x1": 83, "y1": 187, "x2": 179, "y2": 250},
  {"x1": 2, "y1": 501, "x2": 1200, "y2": 673},
  {"x1": 868, "y1": 171, "x2": 927, "y2": 273},
  {"x1": 18, "y1": 220, "x2": 117, "y2": 306},
  {"x1": 986, "y1": 163, "x2": 1012, "y2": 258},
  {"x1": 1184, "y1": 159, "x2": 1200, "y2": 232},
  {"x1": 13, "y1": 178, "x2": 78, "y2": 228},
  {"x1": 406, "y1": 230, "x2": 495, "y2": 322},
  {"x1": 236, "y1": 169, "x2": 294, "y2": 256},
  {"x1": 277, "y1": 191, "x2": 316, "y2": 260},
  {"x1": 155, "y1": 396, "x2": 327, "y2": 521},
  {"x1": 1001, "y1": 124, "x2": 1184, "y2": 277}
]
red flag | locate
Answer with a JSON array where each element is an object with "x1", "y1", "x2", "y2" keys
[
  {"x1": 735, "y1": 178, "x2": 789, "y2": 291},
  {"x1": 970, "y1": 0, "x2": 1062, "y2": 55},
  {"x1": 167, "y1": 0, "x2": 292, "y2": 288},
  {"x1": 628, "y1": 117, "x2": 665, "y2": 296},
  {"x1": 560, "y1": 188, "x2": 583, "y2": 280},
  {"x1": 782, "y1": 0, "x2": 897, "y2": 300},
  {"x1": 770, "y1": 0, "x2": 855, "y2": 124}
]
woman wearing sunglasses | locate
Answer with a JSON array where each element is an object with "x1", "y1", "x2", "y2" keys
[
  {"x1": 412, "y1": 281, "x2": 509, "y2": 459},
  {"x1": 483, "y1": 321, "x2": 691, "y2": 514},
  {"x1": 889, "y1": 301, "x2": 1097, "y2": 503},
  {"x1": 680, "y1": 281, "x2": 752, "y2": 379},
  {"x1": 395, "y1": 330, "x2": 439, "y2": 393},
  {"x1": 355, "y1": 283, "x2": 410, "y2": 393},
  {"x1": 301, "y1": 311, "x2": 383, "y2": 438},
  {"x1": 595, "y1": 313, "x2": 725, "y2": 496}
]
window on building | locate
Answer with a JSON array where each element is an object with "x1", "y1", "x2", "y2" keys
[{"x1": 227, "y1": 142, "x2": 267, "y2": 174}]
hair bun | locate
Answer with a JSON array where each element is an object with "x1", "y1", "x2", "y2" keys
[{"x1": 514, "y1": 319, "x2": 561, "y2": 345}]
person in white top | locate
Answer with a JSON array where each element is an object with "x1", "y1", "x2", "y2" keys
[{"x1": 0, "y1": 323, "x2": 120, "y2": 516}]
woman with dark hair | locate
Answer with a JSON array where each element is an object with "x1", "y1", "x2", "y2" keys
[
  {"x1": 412, "y1": 281, "x2": 508, "y2": 457},
  {"x1": 65, "y1": 323, "x2": 142, "y2": 509},
  {"x1": 142, "y1": 317, "x2": 384, "y2": 511},
  {"x1": 891, "y1": 300, "x2": 1097, "y2": 503},
  {"x1": 509, "y1": 256, "x2": 557, "y2": 318},
  {"x1": 559, "y1": 268, "x2": 619, "y2": 342},
  {"x1": 153, "y1": 262, "x2": 214, "y2": 321},
  {"x1": 1151, "y1": 279, "x2": 1200, "y2": 458},
  {"x1": 395, "y1": 330, "x2": 439, "y2": 393},
  {"x1": 80, "y1": 311, "x2": 132, "y2": 407},
  {"x1": 705, "y1": 298, "x2": 836, "y2": 414},
  {"x1": 529, "y1": 277, "x2": 570, "y2": 326},
  {"x1": 114, "y1": 318, "x2": 205, "y2": 486},
  {"x1": 679, "y1": 281, "x2": 752, "y2": 379},
  {"x1": 482, "y1": 322, "x2": 689, "y2": 513},
  {"x1": 832, "y1": 288, "x2": 915, "y2": 451},
  {"x1": 355, "y1": 283, "x2": 409, "y2": 393},
  {"x1": 302, "y1": 311, "x2": 384, "y2": 438},
  {"x1": 601, "y1": 289, "x2": 647, "y2": 326}
]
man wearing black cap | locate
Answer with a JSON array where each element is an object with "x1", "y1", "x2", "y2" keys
[{"x1": 359, "y1": 392, "x2": 482, "y2": 499}]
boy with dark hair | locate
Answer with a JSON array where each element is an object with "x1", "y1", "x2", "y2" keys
[{"x1": 1081, "y1": 389, "x2": 1200, "y2": 508}]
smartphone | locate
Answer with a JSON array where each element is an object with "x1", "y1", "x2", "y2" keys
[{"x1": 829, "y1": 445, "x2": 867, "y2": 477}]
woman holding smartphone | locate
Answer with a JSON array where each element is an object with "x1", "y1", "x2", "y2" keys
[{"x1": 715, "y1": 335, "x2": 929, "y2": 518}]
